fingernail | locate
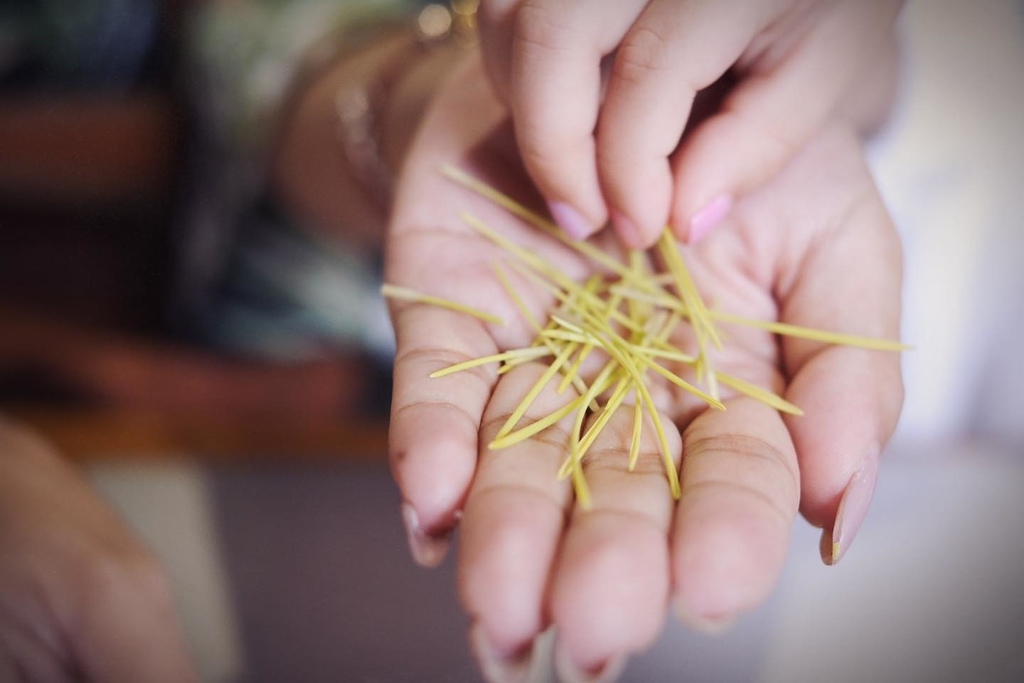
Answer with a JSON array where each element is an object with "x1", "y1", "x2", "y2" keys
[
  {"x1": 400, "y1": 502, "x2": 450, "y2": 568},
  {"x1": 469, "y1": 623, "x2": 534, "y2": 683},
  {"x1": 554, "y1": 641, "x2": 627, "y2": 683},
  {"x1": 687, "y1": 195, "x2": 732, "y2": 244},
  {"x1": 673, "y1": 602, "x2": 736, "y2": 635},
  {"x1": 822, "y1": 452, "x2": 880, "y2": 566},
  {"x1": 611, "y1": 210, "x2": 643, "y2": 250},
  {"x1": 549, "y1": 201, "x2": 595, "y2": 241}
]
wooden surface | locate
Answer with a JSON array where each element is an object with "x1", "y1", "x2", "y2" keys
[
  {"x1": 0, "y1": 95, "x2": 177, "y2": 206},
  {"x1": 6, "y1": 406, "x2": 390, "y2": 464},
  {"x1": 0, "y1": 91, "x2": 392, "y2": 466}
]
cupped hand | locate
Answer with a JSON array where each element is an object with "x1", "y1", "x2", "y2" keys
[
  {"x1": 0, "y1": 420, "x2": 197, "y2": 682},
  {"x1": 477, "y1": 0, "x2": 903, "y2": 248},
  {"x1": 386, "y1": 51, "x2": 902, "y2": 680}
]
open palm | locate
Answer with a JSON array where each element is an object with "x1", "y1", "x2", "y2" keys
[{"x1": 386, "y1": 52, "x2": 903, "y2": 679}]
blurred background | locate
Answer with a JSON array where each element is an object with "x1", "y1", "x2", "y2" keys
[
  {"x1": 0, "y1": 1, "x2": 1022, "y2": 682},
  {"x1": 0, "y1": 0, "x2": 393, "y2": 455}
]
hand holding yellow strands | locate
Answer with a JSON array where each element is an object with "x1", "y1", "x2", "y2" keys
[{"x1": 385, "y1": 51, "x2": 904, "y2": 680}]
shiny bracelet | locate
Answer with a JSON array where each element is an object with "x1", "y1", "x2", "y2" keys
[{"x1": 333, "y1": 1, "x2": 478, "y2": 213}]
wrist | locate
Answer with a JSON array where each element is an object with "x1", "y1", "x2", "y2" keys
[
  {"x1": 381, "y1": 39, "x2": 471, "y2": 183},
  {"x1": 271, "y1": 5, "x2": 476, "y2": 245}
]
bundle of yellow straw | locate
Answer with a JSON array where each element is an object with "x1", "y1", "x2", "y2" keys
[{"x1": 383, "y1": 167, "x2": 907, "y2": 507}]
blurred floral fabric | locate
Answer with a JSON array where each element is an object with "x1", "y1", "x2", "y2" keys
[{"x1": 172, "y1": 0, "x2": 423, "y2": 365}]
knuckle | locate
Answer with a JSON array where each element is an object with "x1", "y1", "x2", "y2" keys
[
  {"x1": 738, "y1": 108, "x2": 803, "y2": 166},
  {"x1": 516, "y1": 129, "x2": 592, "y2": 195},
  {"x1": 686, "y1": 432, "x2": 800, "y2": 507},
  {"x1": 517, "y1": 138, "x2": 562, "y2": 177},
  {"x1": 613, "y1": 26, "x2": 673, "y2": 86},
  {"x1": 594, "y1": 134, "x2": 642, "y2": 173},
  {"x1": 396, "y1": 346, "x2": 490, "y2": 381},
  {"x1": 583, "y1": 445, "x2": 665, "y2": 478},
  {"x1": 514, "y1": 1, "x2": 571, "y2": 55},
  {"x1": 759, "y1": 122, "x2": 800, "y2": 161}
]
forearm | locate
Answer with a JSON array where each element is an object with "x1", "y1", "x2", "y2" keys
[{"x1": 270, "y1": 21, "x2": 470, "y2": 250}]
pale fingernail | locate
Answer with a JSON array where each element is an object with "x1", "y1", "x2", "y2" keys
[
  {"x1": 822, "y1": 452, "x2": 880, "y2": 566},
  {"x1": 554, "y1": 641, "x2": 627, "y2": 683},
  {"x1": 687, "y1": 195, "x2": 732, "y2": 244},
  {"x1": 611, "y1": 210, "x2": 643, "y2": 250},
  {"x1": 469, "y1": 623, "x2": 534, "y2": 683},
  {"x1": 673, "y1": 602, "x2": 736, "y2": 636},
  {"x1": 549, "y1": 201, "x2": 595, "y2": 241},
  {"x1": 400, "y1": 502, "x2": 450, "y2": 568}
]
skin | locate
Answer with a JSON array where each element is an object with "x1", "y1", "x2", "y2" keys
[
  {"x1": 0, "y1": 419, "x2": 198, "y2": 682},
  {"x1": 387, "y1": 51, "x2": 903, "y2": 678},
  {"x1": 476, "y1": 0, "x2": 904, "y2": 248}
]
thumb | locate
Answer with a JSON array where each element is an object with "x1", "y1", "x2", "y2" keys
[
  {"x1": 670, "y1": 1, "x2": 900, "y2": 243},
  {"x1": 670, "y1": 61, "x2": 838, "y2": 244}
]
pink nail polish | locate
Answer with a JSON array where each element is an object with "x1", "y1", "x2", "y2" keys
[
  {"x1": 549, "y1": 201, "x2": 594, "y2": 241},
  {"x1": 688, "y1": 195, "x2": 732, "y2": 244},
  {"x1": 400, "y1": 502, "x2": 451, "y2": 568},
  {"x1": 824, "y1": 454, "x2": 880, "y2": 566},
  {"x1": 469, "y1": 623, "x2": 535, "y2": 683}
]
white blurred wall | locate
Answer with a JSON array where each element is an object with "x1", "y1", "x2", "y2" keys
[{"x1": 872, "y1": 0, "x2": 1024, "y2": 445}]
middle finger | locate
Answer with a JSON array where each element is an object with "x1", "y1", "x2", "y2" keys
[{"x1": 549, "y1": 400, "x2": 682, "y2": 676}]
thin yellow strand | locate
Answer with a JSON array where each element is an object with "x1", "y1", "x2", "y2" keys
[
  {"x1": 430, "y1": 346, "x2": 551, "y2": 378},
  {"x1": 381, "y1": 284, "x2": 504, "y2": 325}
]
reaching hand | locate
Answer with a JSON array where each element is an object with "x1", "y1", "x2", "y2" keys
[
  {"x1": 0, "y1": 420, "x2": 197, "y2": 682},
  {"x1": 477, "y1": 0, "x2": 903, "y2": 248},
  {"x1": 386, "y1": 51, "x2": 903, "y2": 680}
]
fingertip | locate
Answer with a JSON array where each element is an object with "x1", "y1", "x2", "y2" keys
[
  {"x1": 552, "y1": 521, "x2": 669, "y2": 662},
  {"x1": 819, "y1": 448, "x2": 881, "y2": 566},
  {"x1": 673, "y1": 602, "x2": 736, "y2": 636},
  {"x1": 554, "y1": 640, "x2": 628, "y2": 683},
  {"x1": 401, "y1": 501, "x2": 454, "y2": 568},
  {"x1": 610, "y1": 210, "x2": 660, "y2": 251},
  {"x1": 458, "y1": 493, "x2": 560, "y2": 658},
  {"x1": 669, "y1": 161, "x2": 735, "y2": 246},
  {"x1": 603, "y1": 169, "x2": 674, "y2": 250},
  {"x1": 670, "y1": 112, "x2": 795, "y2": 243},
  {"x1": 469, "y1": 621, "x2": 537, "y2": 683},
  {"x1": 549, "y1": 200, "x2": 600, "y2": 241},
  {"x1": 388, "y1": 413, "x2": 475, "y2": 544},
  {"x1": 682, "y1": 194, "x2": 733, "y2": 245},
  {"x1": 671, "y1": 511, "x2": 785, "y2": 629},
  {"x1": 784, "y1": 348, "x2": 901, "y2": 533}
]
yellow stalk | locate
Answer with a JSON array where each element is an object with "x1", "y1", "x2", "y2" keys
[
  {"x1": 381, "y1": 283, "x2": 504, "y2": 325},
  {"x1": 410, "y1": 167, "x2": 912, "y2": 506},
  {"x1": 710, "y1": 311, "x2": 912, "y2": 351},
  {"x1": 430, "y1": 346, "x2": 551, "y2": 378},
  {"x1": 714, "y1": 371, "x2": 804, "y2": 416},
  {"x1": 494, "y1": 342, "x2": 576, "y2": 440},
  {"x1": 488, "y1": 394, "x2": 589, "y2": 450},
  {"x1": 628, "y1": 398, "x2": 643, "y2": 471}
]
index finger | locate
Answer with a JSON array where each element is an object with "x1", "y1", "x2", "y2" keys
[
  {"x1": 388, "y1": 302, "x2": 500, "y2": 566},
  {"x1": 503, "y1": 0, "x2": 649, "y2": 239},
  {"x1": 597, "y1": 0, "x2": 772, "y2": 249}
]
